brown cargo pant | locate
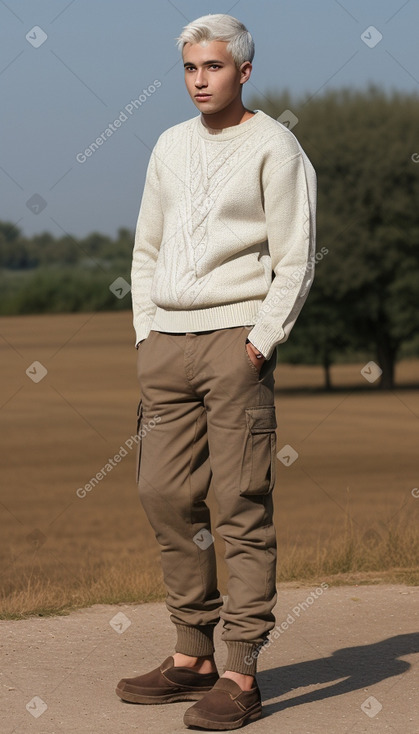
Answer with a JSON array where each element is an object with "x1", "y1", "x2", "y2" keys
[{"x1": 135, "y1": 324, "x2": 278, "y2": 676}]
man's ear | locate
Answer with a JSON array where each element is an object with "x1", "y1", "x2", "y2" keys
[{"x1": 239, "y1": 61, "x2": 252, "y2": 85}]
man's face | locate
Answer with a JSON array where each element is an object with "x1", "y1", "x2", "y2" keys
[{"x1": 182, "y1": 40, "x2": 251, "y2": 115}]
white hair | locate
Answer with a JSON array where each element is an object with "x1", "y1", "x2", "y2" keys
[{"x1": 175, "y1": 13, "x2": 255, "y2": 68}]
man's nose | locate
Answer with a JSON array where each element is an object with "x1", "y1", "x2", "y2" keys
[{"x1": 195, "y1": 69, "x2": 207, "y2": 87}]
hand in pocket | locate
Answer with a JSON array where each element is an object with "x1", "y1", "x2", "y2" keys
[{"x1": 245, "y1": 341, "x2": 266, "y2": 370}]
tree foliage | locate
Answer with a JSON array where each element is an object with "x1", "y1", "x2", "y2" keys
[{"x1": 248, "y1": 84, "x2": 419, "y2": 387}]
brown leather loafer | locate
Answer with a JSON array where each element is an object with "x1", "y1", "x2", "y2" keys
[
  {"x1": 116, "y1": 655, "x2": 219, "y2": 704},
  {"x1": 183, "y1": 677, "x2": 262, "y2": 729}
]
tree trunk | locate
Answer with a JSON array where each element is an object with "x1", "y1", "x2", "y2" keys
[
  {"x1": 323, "y1": 354, "x2": 332, "y2": 391},
  {"x1": 376, "y1": 339, "x2": 397, "y2": 389}
]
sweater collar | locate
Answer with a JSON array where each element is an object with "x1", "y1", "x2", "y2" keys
[{"x1": 196, "y1": 109, "x2": 265, "y2": 140}]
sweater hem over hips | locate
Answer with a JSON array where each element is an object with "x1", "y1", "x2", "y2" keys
[{"x1": 150, "y1": 300, "x2": 264, "y2": 335}]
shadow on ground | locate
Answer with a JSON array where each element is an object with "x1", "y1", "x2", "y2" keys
[{"x1": 258, "y1": 633, "x2": 419, "y2": 714}]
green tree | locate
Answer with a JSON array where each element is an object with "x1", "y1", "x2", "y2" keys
[{"x1": 249, "y1": 85, "x2": 419, "y2": 388}]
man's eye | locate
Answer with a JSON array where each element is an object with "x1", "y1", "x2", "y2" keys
[{"x1": 209, "y1": 65, "x2": 221, "y2": 69}]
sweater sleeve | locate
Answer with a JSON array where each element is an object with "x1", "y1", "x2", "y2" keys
[
  {"x1": 131, "y1": 147, "x2": 163, "y2": 346},
  {"x1": 246, "y1": 145, "x2": 317, "y2": 360}
]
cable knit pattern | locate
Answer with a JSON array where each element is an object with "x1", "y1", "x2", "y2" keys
[{"x1": 131, "y1": 110, "x2": 317, "y2": 359}]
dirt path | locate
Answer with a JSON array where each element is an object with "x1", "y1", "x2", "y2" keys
[{"x1": 1, "y1": 583, "x2": 418, "y2": 733}]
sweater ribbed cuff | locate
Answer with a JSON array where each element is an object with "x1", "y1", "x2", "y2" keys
[
  {"x1": 174, "y1": 623, "x2": 216, "y2": 657},
  {"x1": 224, "y1": 641, "x2": 265, "y2": 676}
]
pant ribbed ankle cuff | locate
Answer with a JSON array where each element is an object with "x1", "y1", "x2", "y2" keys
[
  {"x1": 224, "y1": 641, "x2": 264, "y2": 676},
  {"x1": 174, "y1": 623, "x2": 216, "y2": 657}
]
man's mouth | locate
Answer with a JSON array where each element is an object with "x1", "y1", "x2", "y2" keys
[{"x1": 195, "y1": 94, "x2": 212, "y2": 100}]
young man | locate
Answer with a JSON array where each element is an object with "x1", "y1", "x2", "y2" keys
[{"x1": 116, "y1": 13, "x2": 316, "y2": 730}]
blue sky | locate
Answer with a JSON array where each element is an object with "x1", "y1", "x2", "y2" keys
[{"x1": 1, "y1": 0, "x2": 418, "y2": 238}]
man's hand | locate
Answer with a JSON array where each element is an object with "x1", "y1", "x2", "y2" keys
[{"x1": 245, "y1": 341, "x2": 266, "y2": 370}]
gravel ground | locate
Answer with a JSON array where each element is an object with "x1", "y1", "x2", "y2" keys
[{"x1": 1, "y1": 583, "x2": 418, "y2": 733}]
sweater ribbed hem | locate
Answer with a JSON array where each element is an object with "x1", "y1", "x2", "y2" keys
[
  {"x1": 150, "y1": 300, "x2": 264, "y2": 335},
  {"x1": 174, "y1": 623, "x2": 216, "y2": 657},
  {"x1": 224, "y1": 641, "x2": 265, "y2": 676}
]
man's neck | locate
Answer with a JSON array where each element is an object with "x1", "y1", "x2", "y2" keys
[{"x1": 200, "y1": 99, "x2": 255, "y2": 131}]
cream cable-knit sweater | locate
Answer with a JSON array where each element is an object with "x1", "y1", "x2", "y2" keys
[{"x1": 131, "y1": 109, "x2": 317, "y2": 360}]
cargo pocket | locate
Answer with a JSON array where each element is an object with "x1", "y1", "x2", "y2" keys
[
  {"x1": 135, "y1": 399, "x2": 143, "y2": 484},
  {"x1": 239, "y1": 405, "x2": 277, "y2": 495}
]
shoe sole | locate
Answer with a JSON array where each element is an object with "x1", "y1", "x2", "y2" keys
[
  {"x1": 115, "y1": 686, "x2": 214, "y2": 705},
  {"x1": 183, "y1": 705, "x2": 262, "y2": 730}
]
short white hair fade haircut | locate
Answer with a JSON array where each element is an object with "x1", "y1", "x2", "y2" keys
[{"x1": 175, "y1": 13, "x2": 255, "y2": 69}]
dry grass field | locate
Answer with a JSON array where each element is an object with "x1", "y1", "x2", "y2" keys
[{"x1": 1, "y1": 312, "x2": 418, "y2": 619}]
